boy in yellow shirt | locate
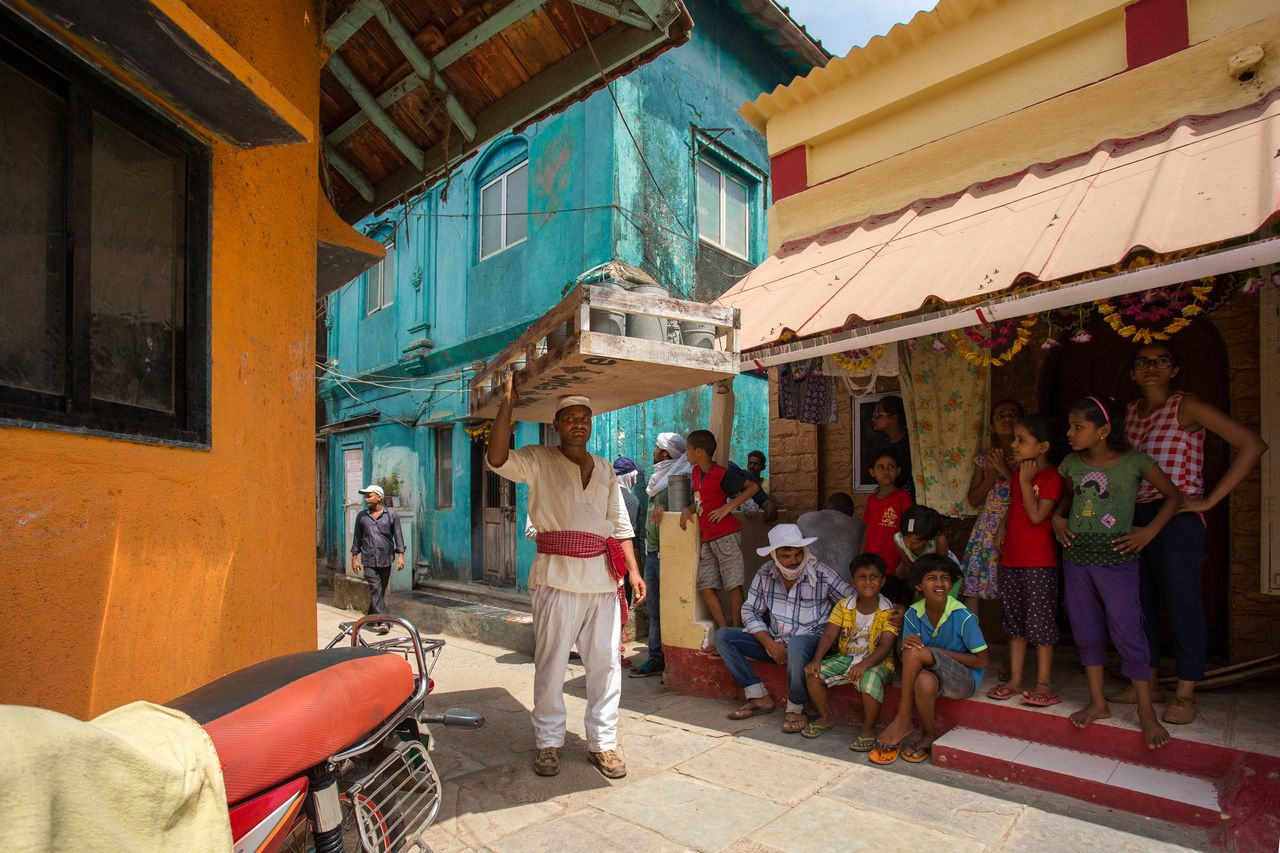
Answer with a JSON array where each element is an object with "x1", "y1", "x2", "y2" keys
[{"x1": 802, "y1": 553, "x2": 900, "y2": 751}]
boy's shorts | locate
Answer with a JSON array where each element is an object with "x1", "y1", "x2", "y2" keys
[
  {"x1": 696, "y1": 531, "x2": 744, "y2": 590},
  {"x1": 817, "y1": 655, "x2": 893, "y2": 702},
  {"x1": 924, "y1": 649, "x2": 976, "y2": 699}
]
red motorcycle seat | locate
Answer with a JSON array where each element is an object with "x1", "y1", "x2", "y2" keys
[{"x1": 168, "y1": 647, "x2": 414, "y2": 804}]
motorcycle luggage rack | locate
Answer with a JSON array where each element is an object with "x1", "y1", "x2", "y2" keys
[
  {"x1": 327, "y1": 620, "x2": 444, "y2": 676},
  {"x1": 344, "y1": 738, "x2": 442, "y2": 853}
]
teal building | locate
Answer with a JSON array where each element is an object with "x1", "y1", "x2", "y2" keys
[{"x1": 320, "y1": 0, "x2": 826, "y2": 590}]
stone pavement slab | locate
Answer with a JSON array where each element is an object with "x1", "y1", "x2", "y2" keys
[
  {"x1": 677, "y1": 740, "x2": 844, "y2": 805},
  {"x1": 753, "y1": 795, "x2": 986, "y2": 853},
  {"x1": 591, "y1": 772, "x2": 787, "y2": 851},
  {"x1": 490, "y1": 807, "x2": 686, "y2": 853}
]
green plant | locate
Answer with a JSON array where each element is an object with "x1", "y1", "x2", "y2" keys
[{"x1": 377, "y1": 472, "x2": 403, "y2": 496}]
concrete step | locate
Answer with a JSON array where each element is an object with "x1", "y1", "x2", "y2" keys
[
  {"x1": 934, "y1": 728, "x2": 1223, "y2": 827},
  {"x1": 390, "y1": 590, "x2": 534, "y2": 656}
]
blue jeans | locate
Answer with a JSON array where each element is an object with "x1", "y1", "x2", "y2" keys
[
  {"x1": 644, "y1": 552, "x2": 663, "y2": 664},
  {"x1": 713, "y1": 627, "x2": 821, "y2": 707}
]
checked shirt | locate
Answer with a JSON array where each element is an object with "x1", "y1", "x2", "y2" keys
[{"x1": 741, "y1": 559, "x2": 854, "y2": 640}]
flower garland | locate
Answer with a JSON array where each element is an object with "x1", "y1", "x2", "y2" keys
[
  {"x1": 950, "y1": 316, "x2": 1037, "y2": 367},
  {"x1": 1096, "y1": 282, "x2": 1215, "y2": 344},
  {"x1": 830, "y1": 345, "x2": 885, "y2": 373}
]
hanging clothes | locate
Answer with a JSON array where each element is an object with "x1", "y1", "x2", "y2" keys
[{"x1": 777, "y1": 359, "x2": 838, "y2": 425}]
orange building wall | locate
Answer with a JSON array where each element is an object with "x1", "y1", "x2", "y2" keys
[{"x1": 0, "y1": 0, "x2": 321, "y2": 718}]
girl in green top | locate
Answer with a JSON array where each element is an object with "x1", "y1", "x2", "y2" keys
[{"x1": 1052, "y1": 395, "x2": 1181, "y2": 751}]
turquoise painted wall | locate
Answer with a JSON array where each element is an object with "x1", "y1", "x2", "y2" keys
[{"x1": 322, "y1": 0, "x2": 809, "y2": 588}]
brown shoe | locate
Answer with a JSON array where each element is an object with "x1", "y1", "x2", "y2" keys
[
  {"x1": 1162, "y1": 696, "x2": 1196, "y2": 725},
  {"x1": 588, "y1": 749, "x2": 627, "y2": 779},
  {"x1": 533, "y1": 747, "x2": 561, "y2": 777},
  {"x1": 1105, "y1": 683, "x2": 1167, "y2": 704}
]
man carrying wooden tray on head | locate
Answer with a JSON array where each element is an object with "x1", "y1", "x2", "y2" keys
[{"x1": 486, "y1": 372, "x2": 646, "y2": 780}]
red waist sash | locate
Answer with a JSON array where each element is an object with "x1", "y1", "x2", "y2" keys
[{"x1": 534, "y1": 531, "x2": 628, "y2": 626}]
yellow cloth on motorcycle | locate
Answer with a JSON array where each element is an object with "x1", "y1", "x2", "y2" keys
[{"x1": 0, "y1": 700, "x2": 231, "y2": 852}]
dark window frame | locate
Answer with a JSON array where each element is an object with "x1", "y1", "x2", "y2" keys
[
  {"x1": 434, "y1": 425, "x2": 453, "y2": 509},
  {"x1": 0, "y1": 17, "x2": 211, "y2": 446}
]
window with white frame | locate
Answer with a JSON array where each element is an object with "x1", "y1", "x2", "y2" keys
[
  {"x1": 365, "y1": 242, "x2": 395, "y2": 315},
  {"x1": 697, "y1": 159, "x2": 749, "y2": 259},
  {"x1": 479, "y1": 160, "x2": 528, "y2": 260},
  {"x1": 434, "y1": 425, "x2": 453, "y2": 509}
]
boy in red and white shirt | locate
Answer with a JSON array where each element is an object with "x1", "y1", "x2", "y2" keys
[{"x1": 680, "y1": 429, "x2": 758, "y2": 641}]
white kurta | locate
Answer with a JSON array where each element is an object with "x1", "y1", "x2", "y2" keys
[
  {"x1": 489, "y1": 445, "x2": 634, "y2": 593},
  {"x1": 490, "y1": 444, "x2": 636, "y2": 751}
]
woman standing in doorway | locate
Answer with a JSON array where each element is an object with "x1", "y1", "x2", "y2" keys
[
  {"x1": 1121, "y1": 342, "x2": 1267, "y2": 724},
  {"x1": 961, "y1": 400, "x2": 1024, "y2": 612},
  {"x1": 873, "y1": 395, "x2": 914, "y2": 498}
]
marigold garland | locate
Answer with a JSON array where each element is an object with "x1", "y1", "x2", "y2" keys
[
  {"x1": 830, "y1": 345, "x2": 885, "y2": 373},
  {"x1": 1096, "y1": 283, "x2": 1215, "y2": 344},
  {"x1": 950, "y1": 316, "x2": 1036, "y2": 367}
]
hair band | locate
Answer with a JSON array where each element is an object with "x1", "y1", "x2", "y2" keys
[{"x1": 1087, "y1": 396, "x2": 1110, "y2": 426}]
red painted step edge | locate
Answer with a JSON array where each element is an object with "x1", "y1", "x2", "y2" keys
[{"x1": 933, "y1": 741, "x2": 1223, "y2": 827}]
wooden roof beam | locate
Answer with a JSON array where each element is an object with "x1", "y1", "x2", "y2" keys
[
  {"x1": 565, "y1": 0, "x2": 653, "y2": 30},
  {"x1": 327, "y1": 54, "x2": 426, "y2": 170},
  {"x1": 324, "y1": 141, "x2": 376, "y2": 202},
  {"x1": 371, "y1": 4, "x2": 477, "y2": 141},
  {"x1": 435, "y1": 0, "x2": 550, "y2": 69},
  {"x1": 339, "y1": 21, "x2": 669, "y2": 223},
  {"x1": 324, "y1": 0, "x2": 382, "y2": 50}
]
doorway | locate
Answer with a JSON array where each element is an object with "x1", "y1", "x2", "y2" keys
[
  {"x1": 1039, "y1": 316, "x2": 1230, "y2": 657},
  {"x1": 478, "y1": 462, "x2": 516, "y2": 586}
]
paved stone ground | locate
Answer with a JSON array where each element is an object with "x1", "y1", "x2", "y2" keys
[{"x1": 317, "y1": 603, "x2": 1211, "y2": 853}]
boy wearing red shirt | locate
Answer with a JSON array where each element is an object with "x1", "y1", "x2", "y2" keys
[
  {"x1": 680, "y1": 430, "x2": 758, "y2": 638},
  {"x1": 863, "y1": 449, "x2": 913, "y2": 602}
]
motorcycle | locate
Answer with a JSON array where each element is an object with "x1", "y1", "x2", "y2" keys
[{"x1": 167, "y1": 615, "x2": 483, "y2": 853}]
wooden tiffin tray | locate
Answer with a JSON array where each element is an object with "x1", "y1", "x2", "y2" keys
[{"x1": 469, "y1": 284, "x2": 740, "y2": 423}]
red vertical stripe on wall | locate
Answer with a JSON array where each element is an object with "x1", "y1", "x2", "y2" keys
[
  {"x1": 1124, "y1": 0, "x2": 1189, "y2": 69},
  {"x1": 770, "y1": 146, "x2": 808, "y2": 201}
]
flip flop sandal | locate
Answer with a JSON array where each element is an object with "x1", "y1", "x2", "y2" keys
[
  {"x1": 727, "y1": 703, "x2": 775, "y2": 720},
  {"x1": 869, "y1": 743, "x2": 901, "y2": 765},
  {"x1": 986, "y1": 683, "x2": 1018, "y2": 700},
  {"x1": 782, "y1": 714, "x2": 807, "y2": 734},
  {"x1": 849, "y1": 735, "x2": 877, "y2": 752},
  {"x1": 801, "y1": 722, "x2": 833, "y2": 739},
  {"x1": 1021, "y1": 690, "x2": 1063, "y2": 707},
  {"x1": 901, "y1": 743, "x2": 932, "y2": 764},
  {"x1": 699, "y1": 644, "x2": 722, "y2": 660}
]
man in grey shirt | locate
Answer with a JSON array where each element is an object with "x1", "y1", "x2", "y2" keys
[
  {"x1": 351, "y1": 484, "x2": 405, "y2": 633},
  {"x1": 797, "y1": 492, "x2": 865, "y2": 582}
]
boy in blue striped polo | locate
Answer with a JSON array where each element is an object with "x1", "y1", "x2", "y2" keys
[{"x1": 871, "y1": 553, "x2": 988, "y2": 765}]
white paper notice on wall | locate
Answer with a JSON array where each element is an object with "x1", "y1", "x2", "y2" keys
[{"x1": 344, "y1": 449, "x2": 364, "y2": 506}]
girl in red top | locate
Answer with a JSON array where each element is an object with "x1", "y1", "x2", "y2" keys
[
  {"x1": 990, "y1": 415, "x2": 1064, "y2": 707},
  {"x1": 862, "y1": 449, "x2": 913, "y2": 603}
]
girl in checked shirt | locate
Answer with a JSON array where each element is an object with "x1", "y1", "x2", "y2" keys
[{"x1": 1123, "y1": 343, "x2": 1267, "y2": 725}]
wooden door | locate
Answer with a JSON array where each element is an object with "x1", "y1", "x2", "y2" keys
[
  {"x1": 482, "y1": 468, "x2": 516, "y2": 585},
  {"x1": 1039, "y1": 317, "x2": 1230, "y2": 656}
]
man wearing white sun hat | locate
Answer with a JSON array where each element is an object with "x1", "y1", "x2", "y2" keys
[
  {"x1": 713, "y1": 524, "x2": 853, "y2": 735},
  {"x1": 487, "y1": 373, "x2": 645, "y2": 781}
]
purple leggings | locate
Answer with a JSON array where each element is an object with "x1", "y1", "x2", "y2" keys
[{"x1": 1063, "y1": 560, "x2": 1150, "y2": 682}]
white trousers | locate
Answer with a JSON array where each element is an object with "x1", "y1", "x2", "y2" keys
[{"x1": 530, "y1": 586, "x2": 621, "y2": 751}]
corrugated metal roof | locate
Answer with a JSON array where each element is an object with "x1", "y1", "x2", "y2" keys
[{"x1": 717, "y1": 89, "x2": 1280, "y2": 351}]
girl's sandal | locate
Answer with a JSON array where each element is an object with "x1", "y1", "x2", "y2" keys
[
  {"x1": 986, "y1": 683, "x2": 1018, "y2": 701},
  {"x1": 801, "y1": 722, "x2": 833, "y2": 739},
  {"x1": 849, "y1": 735, "x2": 877, "y2": 752},
  {"x1": 1022, "y1": 686, "x2": 1062, "y2": 707}
]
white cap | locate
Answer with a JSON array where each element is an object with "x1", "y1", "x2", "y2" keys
[
  {"x1": 555, "y1": 395, "x2": 592, "y2": 414},
  {"x1": 755, "y1": 523, "x2": 818, "y2": 556},
  {"x1": 358, "y1": 484, "x2": 384, "y2": 499}
]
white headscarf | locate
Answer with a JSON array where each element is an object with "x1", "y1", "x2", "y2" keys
[{"x1": 646, "y1": 432, "x2": 691, "y2": 497}]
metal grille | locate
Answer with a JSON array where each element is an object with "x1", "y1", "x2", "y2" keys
[{"x1": 346, "y1": 740, "x2": 442, "y2": 853}]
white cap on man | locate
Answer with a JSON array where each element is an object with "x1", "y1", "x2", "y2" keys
[
  {"x1": 755, "y1": 523, "x2": 817, "y2": 556},
  {"x1": 358, "y1": 485, "x2": 384, "y2": 499}
]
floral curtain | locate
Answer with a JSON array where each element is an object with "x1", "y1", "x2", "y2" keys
[{"x1": 898, "y1": 341, "x2": 990, "y2": 517}]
